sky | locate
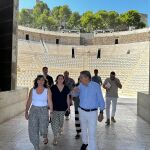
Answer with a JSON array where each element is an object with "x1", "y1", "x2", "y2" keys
[{"x1": 19, "y1": 0, "x2": 150, "y2": 26}]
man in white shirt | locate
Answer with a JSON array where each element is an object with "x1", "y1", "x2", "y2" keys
[{"x1": 72, "y1": 71, "x2": 105, "y2": 150}]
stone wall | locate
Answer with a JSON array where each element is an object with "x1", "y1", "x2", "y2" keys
[
  {"x1": 18, "y1": 26, "x2": 150, "y2": 46},
  {"x1": 94, "y1": 29, "x2": 150, "y2": 45},
  {"x1": 0, "y1": 88, "x2": 28, "y2": 123},
  {"x1": 18, "y1": 26, "x2": 80, "y2": 45},
  {"x1": 137, "y1": 92, "x2": 150, "y2": 124}
]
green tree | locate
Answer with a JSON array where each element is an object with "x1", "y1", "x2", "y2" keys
[
  {"x1": 51, "y1": 6, "x2": 61, "y2": 20},
  {"x1": 67, "y1": 12, "x2": 81, "y2": 29},
  {"x1": 94, "y1": 12, "x2": 104, "y2": 29},
  {"x1": 33, "y1": 9, "x2": 58, "y2": 30},
  {"x1": 80, "y1": 11, "x2": 96, "y2": 32},
  {"x1": 32, "y1": 1, "x2": 50, "y2": 28},
  {"x1": 120, "y1": 10, "x2": 141, "y2": 28},
  {"x1": 47, "y1": 17, "x2": 58, "y2": 30},
  {"x1": 19, "y1": 9, "x2": 33, "y2": 26},
  {"x1": 51, "y1": 5, "x2": 72, "y2": 28},
  {"x1": 95, "y1": 10, "x2": 109, "y2": 29},
  {"x1": 59, "y1": 5, "x2": 72, "y2": 22},
  {"x1": 137, "y1": 22, "x2": 146, "y2": 29},
  {"x1": 33, "y1": 1, "x2": 50, "y2": 17},
  {"x1": 107, "y1": 11, "x2": 120, "y2": 29},
  {"x1": 94, "y1": 10, "x2": 119, "y2": 30},
  {"x1": 36, "y1": 10, "x2": 49, "y2": 29},
  {"x1": 19, "y1": 2, "x2": 147, "y2": 32}
]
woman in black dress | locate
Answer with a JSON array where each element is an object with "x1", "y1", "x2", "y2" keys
[{"x1": 51, "y1": 74, "x2": 70, "y2": 145}]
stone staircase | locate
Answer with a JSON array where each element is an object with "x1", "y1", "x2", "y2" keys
[{"x1": 80, "y1": 33, "x2": 94, "y2": 45}]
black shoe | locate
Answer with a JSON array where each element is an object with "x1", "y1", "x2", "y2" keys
[
  {"x1": 111, "y1": 117, "x2": 116, "y2": 123},
  {"x1": 105, "y1": 119, "x2": 110, "y2": 126},
  {"x1": 80, "y1": 144, "x2": 88, "y2": 150},
  {"x1": 75, "y1": 134, "x2": 80, "y2": 139}
]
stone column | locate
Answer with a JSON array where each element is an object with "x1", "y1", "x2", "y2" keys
[
  {"x1": 11, "y1": 0, "x2": 19, "y2": 90},
  {"x1": 0, "y1": 0, "x2": 18, "y2": 91},
  {"x1": 149, "y1": 31, "x2": 150, "y2": 94}
]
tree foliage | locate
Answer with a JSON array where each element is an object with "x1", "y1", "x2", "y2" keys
[
  {"x1": 19, "y1": 2, "x2": 146, "y2": 32},
  {"x1": 80, "y1": 11, "x2": 96, "y2": 32},
  {"x1": 19, "y1": 9, "x2": 33, "y2": 26},
  {"x1": 67, "y1": 12, "x2": 81, "y2": 29}
]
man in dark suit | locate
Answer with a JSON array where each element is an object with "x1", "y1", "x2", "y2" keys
[{"x1": 42, "y1": 67, "x2": 54, "y2": 87}]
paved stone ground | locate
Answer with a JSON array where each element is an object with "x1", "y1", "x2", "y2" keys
[{"x1": 0, "y1": 98, "x2": 150, "y2": 150}]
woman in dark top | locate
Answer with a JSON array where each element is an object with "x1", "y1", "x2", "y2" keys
[{"x1": 51, "y1": 74, "x2": 70, "y2": 145}]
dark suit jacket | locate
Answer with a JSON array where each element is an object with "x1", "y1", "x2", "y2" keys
[{"x1": 46, "y1": 75, "x2": 54, "y2": 87}]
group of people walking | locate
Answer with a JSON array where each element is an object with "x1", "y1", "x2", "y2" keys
[{"x1": 25, "y1": 67, "x2": 122, "y2": 150}]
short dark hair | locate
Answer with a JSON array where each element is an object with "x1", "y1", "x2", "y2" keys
[
  {"x1": 42, "y1": 67, "x2": 48, "y2": 70},
  {"x1": 80, "y1": 70, "x2": 91, "y2": 80},
  {"x1": 110, "y1": 71, "x2": 115, "y2": 75},
  {"x1": 64, "y1": 71, "x2": 69, "y2": 74},
  {"x1": 33, "y1": 75, "x2": 48, "y2": 89},
  {"x1": 94, "y1": 69, "x2": 98, "y2": 74}
]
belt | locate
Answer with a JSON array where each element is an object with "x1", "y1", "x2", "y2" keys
[{"x1": 79, "y1": 106, "x2": 97, "y2": 112}]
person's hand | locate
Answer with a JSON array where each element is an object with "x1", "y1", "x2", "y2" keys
[
  {"x1": 98, "y1": 113, "x2": 104, "y2": 122},
  {"x1": 72, "y1": 87, "x2": 80, "y2": 94},
  {"x1": 105, "y1": 87, "x2": 109, "y2": 91},
  {"x1": 49, "y1": 112, "x2": 53, "y2": 123},
  {"x1": 103, "y1": 84, "x2": 109, "y2": 91},
  {"x1": 115, "y1": 78, "x2": 120, "y2": 86},
  {"x1": 69, "y1": 99, "x2": 73, "y2": 106},
  {"x1": 115, "y1": 79, "x2": 122, "y2": 88},
  {"x1": 50, "y1": 112, "x2": 53, "y2": 120},
  {"x1": 25, "y1": 111, "x2": 29, "y2": 120},
  {"x1": 67, "y1": 107, "x2": 71, "y2": 112},
  {"x1": 115, "y1": 79, "x2": 119, "y2": 85}
]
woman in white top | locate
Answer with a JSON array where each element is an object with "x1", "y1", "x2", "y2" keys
[{"x1": 25, "y1": 75, "x2": 53, "y2": 150}]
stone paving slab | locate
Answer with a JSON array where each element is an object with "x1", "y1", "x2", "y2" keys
[{"x1": 0, "y1": 98, "x2": 150, "y2": 150}]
